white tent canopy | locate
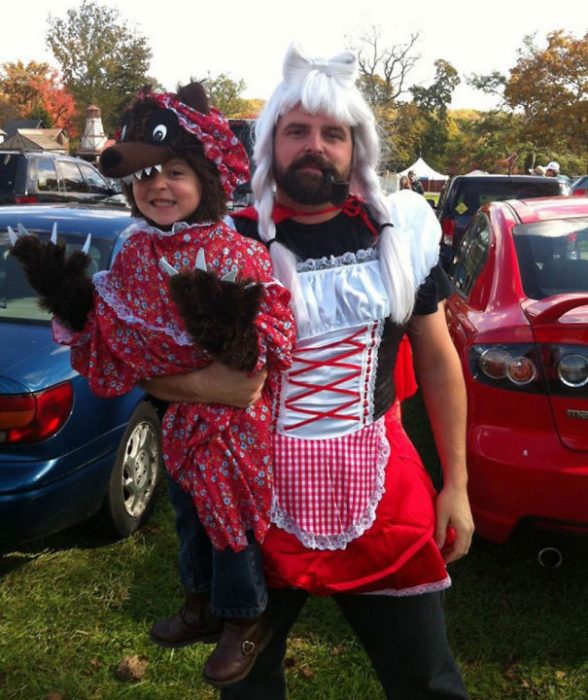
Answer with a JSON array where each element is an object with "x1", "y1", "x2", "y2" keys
[{"x1": 398, "y1": 157, "x2": 448, "y2": 181}]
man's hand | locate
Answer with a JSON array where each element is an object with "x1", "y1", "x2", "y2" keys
[
  {"x1": 435, "y1": 483, "x2": 474, "y2": 564},
  {"x1": 140, "y1": 362, "x2": 267, "y2": 407}
]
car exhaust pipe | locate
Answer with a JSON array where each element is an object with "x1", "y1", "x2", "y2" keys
[{"x1": 537, "y1": 546, "x2": 563, "y2": 568}]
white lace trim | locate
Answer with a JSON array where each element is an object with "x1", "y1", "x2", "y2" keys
[
  {"x1": 93, "y1": 271, "x2": 194, "y2": 346},
  {"x1": 130, "y1": 218, "x2": 217, "y2": 238},
  {"x1": 270, "y1": 417, "x2": 391, "y2": 550},
  {"x1": 296, "y1": 246, "x2": 377, "y2": 272},
  {"x1": 362, "y1": 575, "x2": 452, "y2": 597},
  {"x1": 365, "y1": 320, "x2": 383, "y2": 426}
]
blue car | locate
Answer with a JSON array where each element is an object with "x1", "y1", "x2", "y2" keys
[{"x1": 0, "y1": 204, "x2": 163, "y2": 549}]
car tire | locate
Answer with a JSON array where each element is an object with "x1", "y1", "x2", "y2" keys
[{"x1": 101, "y1": 401, "x2": 163, "y2": 538}]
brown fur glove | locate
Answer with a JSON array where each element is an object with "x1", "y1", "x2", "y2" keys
[
  {"x1": 169, "y1": 269, "x2": 263, "y2": 372},
  {"x1": 10, "y1": 235, "x2": 94, "y2": 332}
]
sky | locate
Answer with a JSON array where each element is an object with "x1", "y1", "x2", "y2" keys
[{"x1": 2, "y1": 0, "x2": 587, "y2": 111}]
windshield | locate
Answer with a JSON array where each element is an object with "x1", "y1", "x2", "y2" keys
[
  {"x1": 513, "y1": 217, "x2": 588, "y2": 299},
  {"x1": 0, "y1": 230, "x2": 113, "y2": 323}
]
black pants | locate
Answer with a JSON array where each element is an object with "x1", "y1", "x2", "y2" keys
[{"x1": 221, "y1": 588, "x2": 469, "y2": 700}]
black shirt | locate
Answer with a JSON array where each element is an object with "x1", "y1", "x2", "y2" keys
[{"x1": 233, "y1": 209, "x2": 450, "y2": 316}]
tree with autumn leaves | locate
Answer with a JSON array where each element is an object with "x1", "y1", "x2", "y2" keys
[
  {"x1": 504, "y1": 31, "x2": 587, "y2": 170},
  {"x1": 0, "y1": 61, "x2": 76, "y2": 135},
  {"x1": 465, "y1": 30, "x2": 587, "y2": 175},
  {"x1": 350, "y1": 27, "x2": 587, "y2": 175}
]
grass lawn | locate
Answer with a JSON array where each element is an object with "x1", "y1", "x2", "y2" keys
[{"x1": 1, "y1": 394, "x2": 587, "y2": 699}]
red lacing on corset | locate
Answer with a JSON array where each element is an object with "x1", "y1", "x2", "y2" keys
[{"x1": 284, "y1": 326, "x2": 368, "y2": 431}]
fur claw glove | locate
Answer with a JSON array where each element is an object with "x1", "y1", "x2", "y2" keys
[
  {"x1": 169, "y1": 269, "x2": 262, "y2": 372},
  {"x1": 10, "y1": 236, "x2": 94, "y2": 332}
]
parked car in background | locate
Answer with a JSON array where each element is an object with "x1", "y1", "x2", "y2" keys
[
  {"x1": 0, "y1": 151, "x2": 126, "y2": 207},
  {"x1": 444, "y1": 196, "x2": 588, "y2": 543},
  {"x1": 0, "y1": 204, "x2": 162, "y2": 549},
  {"x1": 227, "y1": 119, "x2": 255, "y2": 210},
  {"x1": 572, "y1": 175, "x2": 588, "y2": 197},
  {"x1": 436, "y1": 174, "x2": 570, "y2": 265}
]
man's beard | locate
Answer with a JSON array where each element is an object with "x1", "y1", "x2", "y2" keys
[{"x1": 273, "y1": 154, "x2": 350, "y2": 205}]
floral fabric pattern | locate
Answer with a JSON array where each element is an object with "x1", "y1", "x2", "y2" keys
[{"x1": 60, "y1": 220, "x2": 295, "y2": 551}]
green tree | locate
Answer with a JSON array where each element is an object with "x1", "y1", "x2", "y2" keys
[
  {"x1": 46, "y1": 0, "x2": 152, "y2": 135},
  {"x1": 201, "y1": 73, "x2": 248, "y2": 116},
  {"x1": 409, "y1": 59, "x2": 460, "y2": 168}
]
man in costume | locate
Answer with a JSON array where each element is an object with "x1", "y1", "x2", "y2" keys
[{"x1": 148, "y1": 44, "x2": 474, "y2": 698}]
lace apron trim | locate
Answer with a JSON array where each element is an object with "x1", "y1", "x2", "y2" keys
[{"x1": 271, "y1": 417, "x2": 390, "y2": 550}]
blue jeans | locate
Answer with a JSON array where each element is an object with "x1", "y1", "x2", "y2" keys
[{"x1": 165, "y1": 473, "x2": 267, "y2": 618}]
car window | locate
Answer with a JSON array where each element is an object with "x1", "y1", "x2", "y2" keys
[
  {"x1": 0, "y1": 153, "x2": 19, "y2": 192},
  {"x1": 455, "y1": 179, "x2": 563, "y2": 211},
  {"x1": 513, "y1": 217, "x2": 588, "y2": 299},
  {"x1": 79, "y1": 162, "x2": 110, "y2": 194},
  {"x1": 447, "y1": 214, "x2": 491, "y2": 296},
  {"x1": 35, "y1": 159, "x2": 60, "y2": 191},
  {"x1": 60, "y1": 161, "x2": 88, "y2": 192},
  {"x1": 0, "y1": 230, "x2": 112, "y2": 323}
]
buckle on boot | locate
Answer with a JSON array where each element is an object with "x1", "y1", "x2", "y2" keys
[{"x1": 242, "y1": 640, "x2": 256, "y2": 655}]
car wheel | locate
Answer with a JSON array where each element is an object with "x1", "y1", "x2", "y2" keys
[{"x1": 101, "y1": 401, "x2": 163, "y2": 538}]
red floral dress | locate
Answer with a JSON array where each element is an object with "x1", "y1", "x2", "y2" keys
[{"x1": 57, "y1": 220, "x2": 295, "y2": 551}]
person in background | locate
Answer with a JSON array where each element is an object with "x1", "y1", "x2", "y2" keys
[
  {"x1": 408, "y1": 169, "x2": 425, "y2": 194},
  {"x1": 399, "y1": 174, "x2": 412, "y2": 190},
  {"x1": 545, "y1": 161, "x2": 560, "y2": 177}
]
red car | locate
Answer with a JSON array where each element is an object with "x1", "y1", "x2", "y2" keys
[{"x1": 444, "y1": 197, "x2": 588, "y2": 543}]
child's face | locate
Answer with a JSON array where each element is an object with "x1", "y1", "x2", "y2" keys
[{"x1": 132, "y1": 158, "x2": 202, "y2": 227}]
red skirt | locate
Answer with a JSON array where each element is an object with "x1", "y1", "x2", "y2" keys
[{"x1": 262, "y1": 406, "x2": 450, "y2": 596}]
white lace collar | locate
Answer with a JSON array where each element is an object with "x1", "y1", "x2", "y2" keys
[
  {"x1": 131, "y1": 219, "x2": 217, "y2": 238},
  {"x1": 296, "y1": 247, "x2": 378, "y2": 272}
]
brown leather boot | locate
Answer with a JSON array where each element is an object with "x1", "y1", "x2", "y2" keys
[
  {"x1": 150, "y1": 591, "x2": 222, "y2": 648},
  {"x1": 202, "y1": 614, "x2": 272, "y2": 687}
]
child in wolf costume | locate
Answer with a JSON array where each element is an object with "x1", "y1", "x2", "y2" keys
[{"x1": 9, "y1": 81, "x2": 295, "y2": 686}]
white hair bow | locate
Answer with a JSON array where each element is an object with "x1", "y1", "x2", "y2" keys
[{"x1": 283, "y1": 44, "x2": 358, "y2": 87}]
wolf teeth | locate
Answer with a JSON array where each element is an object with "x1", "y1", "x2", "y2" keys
[
  {"x1": 132, "y1": 164, "x2": 164, "y2": 181},
  {"x1": 81, "y1": 233, "x2": 92, "y2": 254},
  {"x1": 195, "y1": 249, "x2": 207, "y2": 271},
  {"x1": 159, "y1": 257, "x2": 178, "y2": 276}
]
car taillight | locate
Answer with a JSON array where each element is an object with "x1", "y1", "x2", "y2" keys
[
  {"x1": 572, "y1": 189, "x2": 587, "y2": 197},
  {"x1": 14, "y1": 195, "x2": 39, "y2": 204},
  {"x1": 470, "y1": 344, "x2": 588, "y2": 396},
  {"x1": 556, "y1": 353, "x2": 588, "y2": 388},
  {"x1": 0, "y1": 382, "x2": 73, "y2": 444},
  {"x1": 441, "y1": 218, "x2": 455, "y2": 246},
  {"x1": 476, "y1": 346, "x2": 538, "y2": 388}
]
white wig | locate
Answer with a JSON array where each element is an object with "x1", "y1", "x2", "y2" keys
[{"x1": 253, "y1": 43, "x2": 415, "y2": 326}]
